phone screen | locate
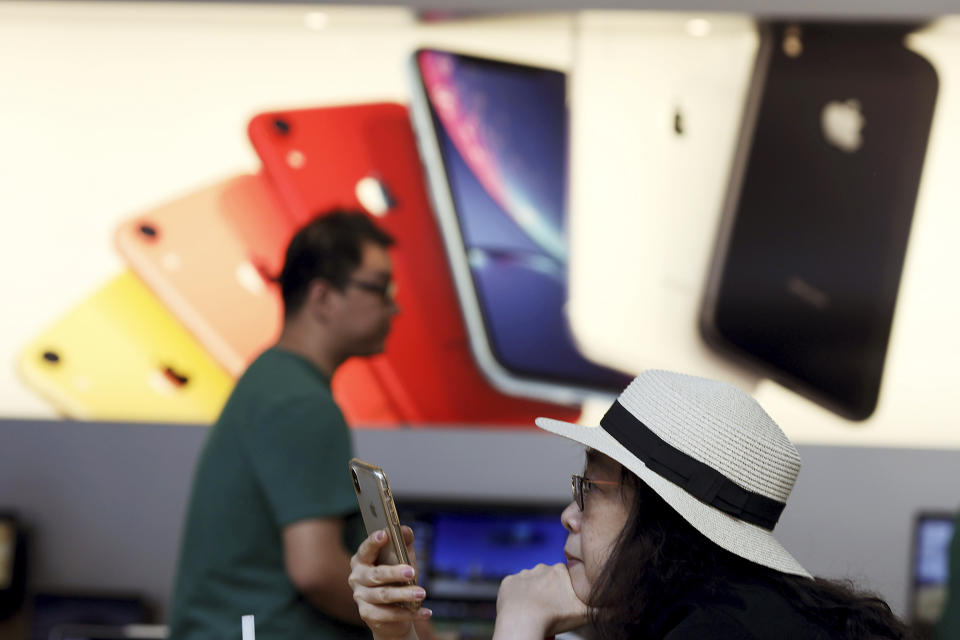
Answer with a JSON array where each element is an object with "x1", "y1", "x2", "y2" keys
[{"x1": 417, "y1": 50, "x2": 629, "y2": 390}]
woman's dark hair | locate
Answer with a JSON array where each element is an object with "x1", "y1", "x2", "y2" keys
[
  {"x1": 588, "y1": 464, "x2": 910, "y2": 640},
  {"x1": 278, "y1": 210, "x2": 394, "y2": 317}
]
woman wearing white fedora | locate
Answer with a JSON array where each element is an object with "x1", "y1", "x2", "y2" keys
[{"x1": 348, "y1": 370, "x2": 907, "y2": 639}]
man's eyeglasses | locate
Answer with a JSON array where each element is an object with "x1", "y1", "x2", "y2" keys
[
  {"x1": 571, "y1": 474, "x2": 622, "y2": 511},
  {"x1": 348, "y1": 278, "x2": 396, "y2": 303}
]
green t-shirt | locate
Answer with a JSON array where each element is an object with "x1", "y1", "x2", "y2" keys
[{"x1": 169, "y1": 348, "x2": 370, "y2": 640}]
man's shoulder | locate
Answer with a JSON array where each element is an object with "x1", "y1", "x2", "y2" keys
[
  {"x1": 232, "y1": 350, "x2": 337, "y2": 408},
  {"x1": 221, "y1": 388, "x2": 344, "y2": 437},
  {"x1": 260, "y1": 391, "x2": 343, "y2": 425},
  {"x1": 241, "y1": 348, "x2": 329, "y2": 388}
]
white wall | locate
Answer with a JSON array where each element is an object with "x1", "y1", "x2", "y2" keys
[{"x1": 2, "y1": 3, "x2": 960, "y2": 446}]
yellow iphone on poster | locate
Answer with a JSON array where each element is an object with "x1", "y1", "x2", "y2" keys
[{"x1": 18, "y1": 271, "x2": 233, "y2": 423}]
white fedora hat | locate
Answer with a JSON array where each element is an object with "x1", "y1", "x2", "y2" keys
[{"x1": 536, "y1": 369, "x2": 810, "y2": 578}]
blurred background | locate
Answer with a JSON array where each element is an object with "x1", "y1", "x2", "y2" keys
[{"x1": 1, "y1": 2, "x2": 959, "y2": 639}]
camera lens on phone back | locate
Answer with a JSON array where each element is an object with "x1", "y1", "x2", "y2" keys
[{"x1": 138, "y1": 223, "x2": 158, "y2": 240}]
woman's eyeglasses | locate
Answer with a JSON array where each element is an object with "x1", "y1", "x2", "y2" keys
[{"x1": 571, "y1": 474, "x2": 622, "y2": 511}]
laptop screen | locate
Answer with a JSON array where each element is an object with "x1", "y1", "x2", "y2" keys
[
  {"x1": 398, "y1": 500, "x2": 568, "y2": 624},
  {"x1": 48, "y1": 625, "x2": 166, "y2": 640},
  {"x1": 911, "y1": 512, "x2": 956, "y2": 626},
  {"x1": 31, "y1": 594, "x2": 150, "y2": 640}
]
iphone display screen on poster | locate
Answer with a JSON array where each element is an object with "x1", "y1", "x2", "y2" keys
[{"x1": 409, "y1": 49, "x2": 631, "y2": 407}]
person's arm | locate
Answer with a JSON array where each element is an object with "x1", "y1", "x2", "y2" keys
[
  {"x1": 284, "y1": 517, "x2": 362, "y2": 625},
  {"x1": 239, "y1": 397, "x2": 366, "y2": 625},
  {"x1": 491, "y1": 563, "x2": 589, "y2": 640}
]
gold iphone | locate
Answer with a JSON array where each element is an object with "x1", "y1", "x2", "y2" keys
[{"x1": 348, "y1": 458, "x2": 418, "y2": 609}]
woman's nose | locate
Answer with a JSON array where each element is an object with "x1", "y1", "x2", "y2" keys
[{"x1": 561, "y1": 500, "x2": 581, "y2": 533}]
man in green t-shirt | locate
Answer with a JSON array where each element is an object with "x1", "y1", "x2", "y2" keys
[{"x1": 169, "y1": 211, "x2": 399, "y2": 640}]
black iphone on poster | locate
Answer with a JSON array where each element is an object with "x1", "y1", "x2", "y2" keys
[{"x1": 701, "y1": 23, "x2": 938, "y2": 421}]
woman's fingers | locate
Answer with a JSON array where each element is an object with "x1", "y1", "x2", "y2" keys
[
  {"x1": 370, "y1": 562, "x2": 417, "y2": 585},
  {"x1": 400, "y1": 525, "x2": 418, "y2": 565},
  {"x1": 349, "y1": 530, "x2": 417, "y2": 590},
  {"x1": 356, "y1": 602, "x2": 433, "y2": 627},
  {"x1": 349, "y1": 561, "x2": 417, "y2": 590},
  {"x1": 495, "y1": 563, "x2": 589, "y2": 637},
  {"x1": 354, "y1": 583, "x2": 427, "y2": 606},
  {"x1": 352, "y1": 529, "x2": 390, "y2": 567}
]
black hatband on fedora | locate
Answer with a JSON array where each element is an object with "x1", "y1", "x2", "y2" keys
[{"x1": 601, "y1": 401, "x2": 785, "y2": 531}]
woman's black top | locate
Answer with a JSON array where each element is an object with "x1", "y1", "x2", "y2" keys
[{"x1": 649, "y1": 576, "x2": 868, "y2": 639}]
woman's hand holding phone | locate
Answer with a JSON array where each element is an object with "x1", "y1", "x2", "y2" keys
[{"x1": 348, "y1": 526, "x2": 432, "y2": 640}]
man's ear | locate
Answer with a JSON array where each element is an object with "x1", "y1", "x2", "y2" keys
[{"x1": 304, "y1": 278, "x2": 337, "y2": 323}]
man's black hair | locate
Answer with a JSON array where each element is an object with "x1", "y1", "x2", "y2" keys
[{"x1": 278, "y1": 210, "x2": 395, "y2": 317}]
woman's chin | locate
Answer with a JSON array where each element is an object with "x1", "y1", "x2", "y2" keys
[{"x1": 566, "y1": 560, "x2": 591, "y2": 601}]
